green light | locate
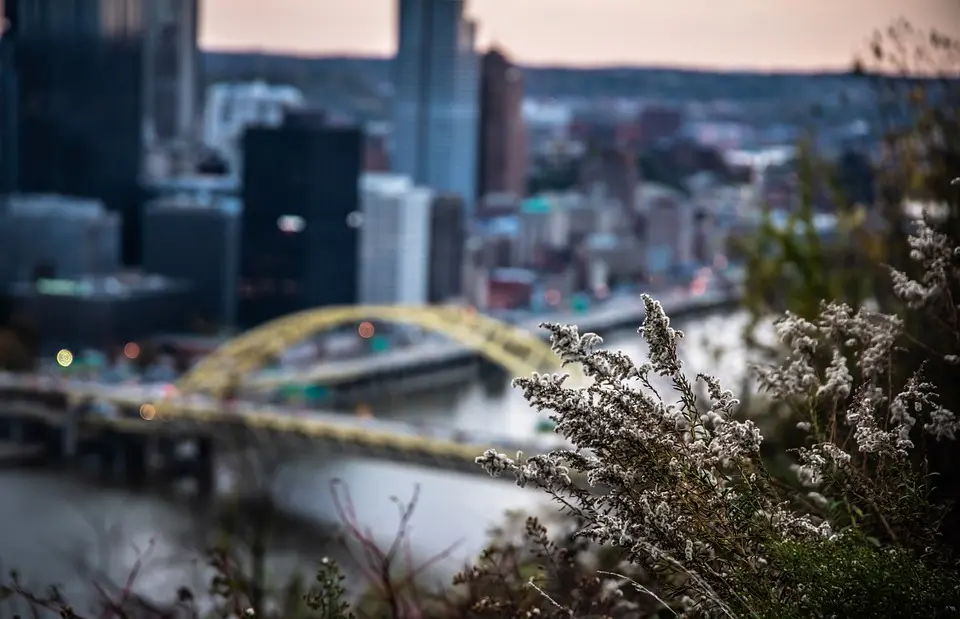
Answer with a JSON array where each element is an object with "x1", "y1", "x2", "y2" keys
[{"x1": 572, "y1": 294, "x2": 590, "y2": 314}]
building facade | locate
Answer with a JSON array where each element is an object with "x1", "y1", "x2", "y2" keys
[
  {"x1": 636, "y1": 182, "x2": 696, "y2": 277},
  {"x1": 142, "y1": 0, "x2": 203, "y2": 173},
  {"x1": 1, "y1": 0, "x2": 201, "y2": 264},
  {"x1": 393, "y1": 0, "x2": 479, "y2": 213},
  {"x1": 240, "y1": 121, "x2": 363, "y2": 328},
  {"x1": 9, "y1": 274, "x2": 192, "y2": 353},
  {"x1": 477, "y1": 48, "x2": 526, "y2": 200},
  {"x1": 0, "y1": 194, "x2": 121, "y2": 288},
  {"x1": 358, "y1": 174, "x2": 432, "y2": 306},
  {"x1": 142, "y1": 192, "x2": 241, "y2": 329},
  {"x1": 427, "y1": 194, "x2": 465, "y2": 303}
]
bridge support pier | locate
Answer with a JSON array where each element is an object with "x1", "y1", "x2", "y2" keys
[
  {"x1": 195, "y1": 436, "x2": 216, "y2": 499},
  {"x1": 96, "y1": 430, "x2": 117, "y2": 483},
  {"x1": 96, "y1": 431, "x2": 148, "y2": 487},
  {"x1": 121, "y1": 435, "x2": 148, "y2": 487},
  {"x1": 42, "y1": 425, "x2": 64, "y2": 466},
  {"x1": 0, "y1": 418, "x2": 24, "y2": 444},
  {"x1": 478, "y1": 360, "x2": 509, "y2": 396},
  {"x1": 61, "y1": 405, "x2": 82, "y2": 462}
]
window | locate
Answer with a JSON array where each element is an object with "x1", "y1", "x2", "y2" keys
[{"x1": 220, "y1": 101, "x2": 233, "y2": 124}]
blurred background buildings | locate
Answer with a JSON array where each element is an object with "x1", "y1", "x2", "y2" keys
[{"x1": 0, "y1": 0, "x2": 880, "y2": 353}]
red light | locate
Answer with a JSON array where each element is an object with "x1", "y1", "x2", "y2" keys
[
  {"x1": 544, "y1": 289, "x2": 561, "y2": 305},
  {"x1": 358, "y1": 321, "x2": 375, "y2": 339},
  {"x1": 124, "y1": 342, "x2": 140, "y2": 360},
  {"x1": 691, "y1": 278, "x2": 707, "y2": 296}
]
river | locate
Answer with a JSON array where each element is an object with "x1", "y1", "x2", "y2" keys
[{"x1": 0, "y1": 309, "x2": 764, "y2": 612}]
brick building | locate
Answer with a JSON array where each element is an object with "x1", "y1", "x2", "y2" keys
[{"x1": 477, "y1": 47, "x2": 527, "y2": 201}]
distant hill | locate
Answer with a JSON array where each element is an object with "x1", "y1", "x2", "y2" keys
[
  {"x1": 201, "y1": 51, "x2": 879, "y2": 122},
  {"x1": 203, "y1": 51, "x2": 870, "y2": 98}
]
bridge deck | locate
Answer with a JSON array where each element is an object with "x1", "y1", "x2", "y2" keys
[
  {"x1": 254, "y1": 286, "x2": 742, "y2": 388},
  {"x1": 0, "y1": 286, "x2": 741, "y2": 475},
  {"x1": 0, "y1": 375, "x2": 567, "y2": 473}
]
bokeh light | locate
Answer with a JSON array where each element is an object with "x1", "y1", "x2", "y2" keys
[
  {"x1": 56, "y1": 349, "x2": 74, "y2": 368},
  {"x1": 358, "y1": 321, "x2": 375, "y2": 339},
  {"x1": 356, "y1": 403, "x2": 373, "y2": 418},
  {"x1": 139, "y1": 403, "x2": 156, "y2": 420},
  {"x1": 124, "y1": 342, "x2": 140, "y2": 360}
]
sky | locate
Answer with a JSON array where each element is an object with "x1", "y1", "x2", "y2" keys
[{"x1": 199, "y1": 0, "x2": 960, "y2": 71}]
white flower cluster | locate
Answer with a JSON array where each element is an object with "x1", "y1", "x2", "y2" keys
[
  {"x1": 477, "y1": 294, "x2": 831, "y2": 610},
  {"x1": 758, "y1": 302, "x2": 959, "y2": 477},
  {"x1": 755, "y1": 217, "x2": 960, "y2": 496},
  {"x1": 473, "y1": 210, "x2": 960, "y2": 615},
  {"x1": 889, "y1": 218, "x2": 960, "y2": 310}
]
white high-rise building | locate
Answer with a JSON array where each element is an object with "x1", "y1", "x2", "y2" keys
[
  {"x1": 359, "y1": 173, "x2": 432, "y2": 306},
  {"x1": 392, "y1": 0, "x2": 479, "y2": 215}
]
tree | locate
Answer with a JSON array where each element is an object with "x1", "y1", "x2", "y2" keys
[{"x1": 739, "y1": 19, "x2": 960, "y2": 551}]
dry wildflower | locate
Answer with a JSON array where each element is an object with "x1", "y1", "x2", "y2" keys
[
  {"x1": 476, "y1": 215, "x2": 960, "y2": 616},
  {"x1": 478, "y1": 294, "x2": 833, "y2": 615}
]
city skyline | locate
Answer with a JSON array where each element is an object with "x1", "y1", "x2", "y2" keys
[{"x1": 200, "y1": 0, "x2": 960, "y2": 70}]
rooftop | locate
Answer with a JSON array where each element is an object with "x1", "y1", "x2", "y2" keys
[
  {"x1": 3, "y1": 194, "x2": 114, "y2": 219},
  {"x1": 147, "y1": 174, "x2": 241, "y2": 195},
  {"x1": 11, "y1": 273, "x2": 190, "y2": 299},
  {"x1": 361, "y1": 172, "x2": 415, "y2": 194},
  {"x1": 146, "y1": 192, "x2": 241, "y2": 214}
]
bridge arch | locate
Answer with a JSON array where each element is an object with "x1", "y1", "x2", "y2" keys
[{"x1": 176, "y1": 306, "x2": 562, "y2": 396}]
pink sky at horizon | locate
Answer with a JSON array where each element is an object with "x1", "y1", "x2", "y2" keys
[{"x1": 199, "y1": 0, "x2": 960, "y2": 71}]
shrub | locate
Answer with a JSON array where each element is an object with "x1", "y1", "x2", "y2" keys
[{"x1": 475, "y1": 215, "x2": 960, "y2": 617}]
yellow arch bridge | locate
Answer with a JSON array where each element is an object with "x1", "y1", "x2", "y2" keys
[{"x1": 176, "y1": 305, "x2": 563, "y2": 397}]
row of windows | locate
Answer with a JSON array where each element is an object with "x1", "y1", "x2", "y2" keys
[
  {"x1": 16, "y1": 0, "x2": 143, "y2": 37},
  {"x1": 239, "y1": 279, "x2": 301, "y2": 298}
]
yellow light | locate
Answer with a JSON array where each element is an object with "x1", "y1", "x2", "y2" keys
[
  {"x1": 56, "y1": 349, "x2": 74, "y2": 368},
  {"x1": 139, "y1": 403, "x2": 156, "y2": 420}
]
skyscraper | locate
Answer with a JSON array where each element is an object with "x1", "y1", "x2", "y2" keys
[
  {"x1": 477, "y1": 47, "x2": 527, "y2": 201},
  {"x1": 239, "y1": 120, "x2": 363, "y2": 328},
  {"x1": 393, "y1": 0, "x2": 479, "y2": 216},
  {"x1": 358, "y1": 174, "x2": 432, "y2": 306},
  {"x1": 0, "y1": 0, "x2": 201, "y2": 262}
]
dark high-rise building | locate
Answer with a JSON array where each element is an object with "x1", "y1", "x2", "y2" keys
[
  {"x1": 477, "y1": 47, "x2": 527, "y2": 202},
  {"x1": 0, "y1": 0, "x2": 201, "y2": 263},
  {"x1": 427, "y1": 194, "x2": 465, "y2": 303},
  {"x1": 239, "y1": 121, "x2": 363, "y2": 328},
  {"x1": 142, "y1": 193, "x2": 241, "y2": 329}
]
